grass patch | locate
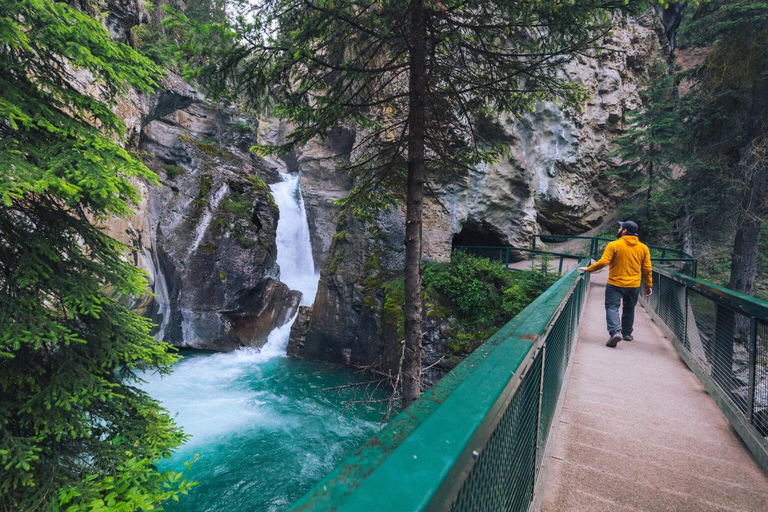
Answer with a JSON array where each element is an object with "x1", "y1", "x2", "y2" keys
[{"x1": 164, "y1": 164, "x2": 185, "y2": 180}]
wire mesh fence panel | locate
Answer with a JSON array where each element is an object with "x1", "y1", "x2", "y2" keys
[
  {"x1": 685, "y1": 289, "x2": 711, "y2": 368},
  {"x1": 755, "y1": 320, "x2": 768, "y2": 437},
  {"x1": 451, "y1": 353, "x2": 543, "y2": 512},
  {"x1": 657, "y1": 275, "x2": 687, "y2": 343},
  {"x1": 538, "y1": 299, "x2": 572, "y2": 467}
]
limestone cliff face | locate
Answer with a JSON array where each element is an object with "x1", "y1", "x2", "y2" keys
[
  {"x1": 99, "y1": 2, "x2": 299, "y2": 351},
  {"x1": 289, "y1": 13, "x2": 666, "y2": 374}
]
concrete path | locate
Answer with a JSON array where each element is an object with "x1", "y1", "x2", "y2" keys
[
  {"x1": 541, "y1": 271, "x2": 768, "y2": 511},
  {"x1": 507, "y1": 256, "x2": 579, "y2": 273}
]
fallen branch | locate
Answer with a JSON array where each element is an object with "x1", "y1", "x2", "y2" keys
[
  {"x1": 342, "y1": 398, "x2": 391, "y2": 405},
  {"x1": 382, "y1": 340, "x2": 406, "y2": 425},
  {"x1": 422, "y1": 356, "x2": 445, "y2": 372},
  {"x1": 323, "y1": 379, "x2": 385, "y2": 391}
]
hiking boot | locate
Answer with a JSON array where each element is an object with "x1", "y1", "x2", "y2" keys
[
  {"x1": 623, "y1": 334, "x2": 633, "y2": 341},
  {"x1": 606, "y1": 333, "x2": 622, "y2": 348}
]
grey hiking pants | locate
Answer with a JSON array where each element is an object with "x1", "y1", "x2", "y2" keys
[{"x1": 605, "y1": 284, "x2": 641, "y2": 336}]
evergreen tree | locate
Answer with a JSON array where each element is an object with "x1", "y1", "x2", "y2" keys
[
  {"x1": 200, "y1": 0, "x2": 639, "y2": 406},
  {"x1": 0, "y1": 1, "x2": 192, "y2": 509},
  {"x1": 678, "y1": 0, "x2": 768, "y2": 295},
  {"x1": 612, "y1": 1, "x2": 768, "y2": 297},
  {"x1": 611, "y1": 72, "x2": 687, "y2": 240}
]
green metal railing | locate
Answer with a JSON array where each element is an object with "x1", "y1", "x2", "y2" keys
[
  {"x1": 642, "y1": 266, "x2": 768, "y2": 471},
  {"x1": 288, "y1": 259, "x2": 591, "y2": 512},
  {"x1": 454, "y1": 245, "x2": 586, "y2": 274},
  {"x1": 532, "y1": 234, "x2": 698, "y2": 276}
]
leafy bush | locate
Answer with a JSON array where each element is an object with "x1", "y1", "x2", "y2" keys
[
  {"x1": 502, "y1": 257, "x2": 560, "y2": 318},
  {"x1": 423, "y1": 251, "x2": 513, "y2": 328},
  {"x1": 233, "y1": 120, "x2": 254, "y2": 133}
]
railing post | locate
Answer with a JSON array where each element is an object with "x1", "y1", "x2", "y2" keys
[
  {"x1": 683, "y1": 286, "x2": 689, "y2": 350},
  {"x1": 532, "y1": 236, "x2": 537, "y2": 252},
  {"x1": 747, "y1": 316, "x2": 757, "y2": 423},
  {"x1": 558, "y1": 256, "x2": 563, "y2": 274},
  {"x1": 505, "y1": 247, "x2": 509, "y2": 270}
]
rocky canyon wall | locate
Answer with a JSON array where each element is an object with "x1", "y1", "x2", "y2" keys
[
  {"x1": 98, "y1": 2, "x2": 300, "y2": 351},
  {"x1": 289, "y1": 12, "x2": 668, "y2": 377}
]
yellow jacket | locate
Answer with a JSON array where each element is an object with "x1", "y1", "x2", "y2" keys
[{"x1": 587, "y1": 236, "x2": 652, "y2": 288}]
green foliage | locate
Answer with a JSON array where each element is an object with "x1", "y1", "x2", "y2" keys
[
  {"x1": 164, "y1": 164, "x2": 186, "y2": 180},
  {"x1": 132, "y1": 1, "x2": 229, "y2": 71},
  {"x1": 199, "y1": 173, "x2": 214, "y2": 197},
  {"x1": 233, "y1": 120, "x2": 254, "y2": 133},
  {"x1": 379, "y1": 252, "x2": 558, "y2": 353},
  {"x1": 332, "y1": 230, "x2": 348, "y2": 244},
  {"x1": 220, "y1": 195, "x2": 251, "y2": 218},
  {"x1": 131, "y1": 14, "x2": 175, "y2": 67},
  {"x1": 615, "y1": 0, "x2": 768, "y2": 292},
  {"x1": 0, "y1": 0, "x2": 190, "y2": 509},
  {"x1": 247, "y1": 175, "x2": 277, "y2": 208},
  {"x1": 192, "y1": 138, "x2": 233, "y2": 159},
  {"x1": 328, "y1": 249, "x2": 345, "y2": 274},
  {"x1": 198, "y1": 0, "x2": 641, "y2": 219},
  {"x1": 501, "y1": 258, "x2": 560, "y2": 318},
  {"x1": 423, "y1": 251, "x2": 513, "y2": 329},
  {"x1": 382, "y1": 278, "x2": 406, "y2": 337}
]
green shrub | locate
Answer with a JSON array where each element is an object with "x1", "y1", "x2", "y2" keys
[
  {"x1": 234, "y1": 120, "x2": 254, "y2": 133},
  {"x1": 502, "y1": 257, "x2": 559, "y2": 318},
  {"x1": 164, "y1": 164, "x2": 185, "y2": 180},
  {"x1": 423, "y1": 250, "x2": 512, "y2": 328},
  {"x1": 199, "y1": 173, "x2": 213, "y2": 197}
]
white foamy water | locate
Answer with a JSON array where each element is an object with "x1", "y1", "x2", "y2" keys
[
  {"x1": 269, "y1": 170, "x2": 320, "y2": 306},
  {"x1": 137, "y1": 165, "x2": 372, "y2": 512},
  {"x1": 142, "y1": 166, "x2": 321, "y2": 442},
  {"x1": 139, "y1": 320, "x2": 297, "y2": 444}
]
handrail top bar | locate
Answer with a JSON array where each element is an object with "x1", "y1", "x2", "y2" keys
[
  {"x1": 655, "y1": 266, "x2": 768, "y2": 320},
  {"x1": 454, "y1": 245, "x2": 586, "y2": 259},
  {"x1": 454, "y1": 245, "x2": 694, "y2": 263},
  {"x1": 532, "y1": 234, "x2": 695, "y2": 260},
  {"x1": 288, "y1": 259, "x2": 589, "y2": 511}
]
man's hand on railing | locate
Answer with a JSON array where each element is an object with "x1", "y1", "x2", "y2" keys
[
  {"x1": 644, "y1": 287, "x2": 653, "y2": 297},
  {"x1": 577, "y1": 267, "x2": 589, "y2": 273}
]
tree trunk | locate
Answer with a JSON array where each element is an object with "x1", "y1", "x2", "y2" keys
[
  {"x1": 728, "y1": 160, "x2": 768, "y2": 296},
  {"x1": 401, "y1": 0, "x2": 427, "y2": 408},
  {"x1": 728, "y1": 210, "x2": 761, "y2": 296},
  {"x1": 679, "y1": 205, "x2": 694, "y2": 257}
]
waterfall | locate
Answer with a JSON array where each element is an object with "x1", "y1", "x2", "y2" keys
[
  {"x1": 249, "y1": 165, "x2": 320, "y2": 357},
  {"x1": 269, "y1": 169, "x2": 319, "y2": 307},
  {"x1": 139, "y1": 166, "x2": 383, "y2": 512}
]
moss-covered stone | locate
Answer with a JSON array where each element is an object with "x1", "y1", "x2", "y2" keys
[{"x1": 199, "y1": 241, "x2": 216, "y2": 254}]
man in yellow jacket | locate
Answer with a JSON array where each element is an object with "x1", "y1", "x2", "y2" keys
[{"x1": 578, "y1": 221, "x2": 653, "y2": 348}]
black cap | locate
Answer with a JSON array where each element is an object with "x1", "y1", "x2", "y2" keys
[{"x1": 618, "y1": 220, "x2": 638, "y2": 235}]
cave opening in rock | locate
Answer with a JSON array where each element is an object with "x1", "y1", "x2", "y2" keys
[{"x1": 451, "y1": 220, "x2": 506, "y2": 248}]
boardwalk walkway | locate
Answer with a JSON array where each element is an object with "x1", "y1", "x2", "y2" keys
[{"x1": 541, "y1": 271, "x2": 768, "y2": 511}]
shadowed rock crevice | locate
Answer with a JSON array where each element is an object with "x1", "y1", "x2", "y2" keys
[{"x1": 452, "y1": 220, "x2": 507, "y2": 248}]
